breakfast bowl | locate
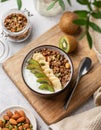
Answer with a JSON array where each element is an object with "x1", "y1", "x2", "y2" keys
[{"x1": 22, "y1": 45, "x2": 74, "y2": 98}]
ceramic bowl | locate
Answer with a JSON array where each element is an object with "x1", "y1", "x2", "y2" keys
[
  {"x1": 22, "y1": 45, "x2": 74, "y2": 98},
  {"x1": 0, "y1": 105, "x2": 37, "y2": 130}
]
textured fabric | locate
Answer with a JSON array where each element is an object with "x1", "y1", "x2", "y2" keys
[
  {"x1": 94, "y1": 87, "x2": 101, "y2": 106},
  {"x1": 49, "y1": 107, "x2": 101, "y2": 130}
]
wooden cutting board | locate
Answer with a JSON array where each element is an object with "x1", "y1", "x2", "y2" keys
[{"x1": 2, "y1": 24, "x2": 101, "y2": 125}]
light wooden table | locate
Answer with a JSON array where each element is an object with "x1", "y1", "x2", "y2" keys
[{"x1": 0, "y1": 0, "x2": 94, "y2": 129}]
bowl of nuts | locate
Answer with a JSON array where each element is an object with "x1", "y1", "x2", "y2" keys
[
  {"x1": 22, "y1": 45, "x2": 74, "y2": 98},
  {"x1": 0, "y1": 106, "x2": 37, "y2": 130},
  {"x1": 2, "y1": 9, "x2": 31, "y2": 42}
]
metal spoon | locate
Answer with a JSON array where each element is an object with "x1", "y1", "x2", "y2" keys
[{"x1": 64, "y1": 57, "x2": 92, "y2": 110}]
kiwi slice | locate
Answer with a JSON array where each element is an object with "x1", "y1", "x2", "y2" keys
[
  {"x1": 27, "y1": 64, "x2": 42, "y2": 70},
  {"x1": 37, "y1": 78, "x2": 51, "y2": 85},
  {"x1": 31, "y1": 69, "x2": 47, "y2": 78},
  {"x1": 39, "y1": 84, "x2": 54, "y2": 92},
  {"x1": 28, "y1": 59, "x2": 40, "y2": 66},
  {"x1": 59, "y1": 37, "x2": 69, "y2": 53},
  {"x1": 59, "y1": 35, "x2": 78, "y2": 53},
  {"x1": 34, "y1": 73, "x2": 47, "y2": 78},
  {"x1": 31, "y1": 69, "x2": 42, "y2": 74}
]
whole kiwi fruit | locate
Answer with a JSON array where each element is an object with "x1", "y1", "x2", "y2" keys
[{"x1": 59, "y1": 11, "x2": 79, "y2": 35}]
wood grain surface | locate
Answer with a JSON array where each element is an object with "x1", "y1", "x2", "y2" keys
[{"x1": 2, "y1": 24, "x2": 101, "y2": 125}]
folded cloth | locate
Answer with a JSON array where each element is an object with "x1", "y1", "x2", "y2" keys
[
  {"x1": 49, "y1": 107, "x2": 101, "y2": 130},
  {"x1": 94, "y1": 87, "x2": 101, "y2": 106}
]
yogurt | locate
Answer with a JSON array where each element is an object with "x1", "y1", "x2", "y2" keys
[{"x1": 23, "y1": 69, "x2": 53, "y2": 94}]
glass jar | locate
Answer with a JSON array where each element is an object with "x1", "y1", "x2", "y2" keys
[
  {"x1": 36, "y1": 0, "x2": 63, "y2": 16},
  {"x1": 0, "y1": 39, "x2": 11, "y2": 63},
  {"x1": 2, "y1": 9, "x2": 31, "y2": 42}
]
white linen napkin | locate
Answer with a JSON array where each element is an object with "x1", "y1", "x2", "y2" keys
[{"x1": 49, "y1": 107, "x2": 101, "y2": 130}]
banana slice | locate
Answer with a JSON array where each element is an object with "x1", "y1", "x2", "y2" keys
[
  {"x1": 39, "y1": 60, "x2": 48, "y2": 65},
  {"x1": 33, "y1": 53, "x2": 45, "y2": 61},
  {"x1": 43, "y1": 68, "x2": 53, "y2": 76},
  {"x1": 52, "y1": 79, "x2": 62, "y2": 91}
]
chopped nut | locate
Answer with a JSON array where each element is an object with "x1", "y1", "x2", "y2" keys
[{"x1": 65, "y1": 63, "x2": 70, "y2": 69}]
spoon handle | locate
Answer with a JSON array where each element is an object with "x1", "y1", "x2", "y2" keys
[
  {"x1": 64, "y1": 76, "x2": 80, "y2": 110},
  {"x1": 64, "y1": 57, "x2": 92, "y2": 110}
]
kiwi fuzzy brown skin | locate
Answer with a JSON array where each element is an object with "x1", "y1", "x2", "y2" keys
[
  {"x1": 59, "y1": 35, "x2": 78, "y2": 53},
  {"x1": 59, "y1": 11, "x2": 79, "y2": 35}
]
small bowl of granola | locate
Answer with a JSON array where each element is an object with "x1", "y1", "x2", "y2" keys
[
  {"x1": 2, "y1": 9, "x2": 31, "y2": 42},
  {"x1": 22, "y1": 45, "x2": 74, "y2": 97}
]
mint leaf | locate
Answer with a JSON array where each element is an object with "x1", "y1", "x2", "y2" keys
[
  {"x1": 73, "y1": 19, "x2": 87, "y2": 25},
  {"x1": 67, "y1": 0, "x2": 72, "y2": 6},
  {"x1": 89, "y1": 21, "x2": 101, "y2": 33},
  {"x1": 91, "y1": 12, "x2": 101, "y2": 19},
  {"x1": 76, "y1": 0, "x2": 89, "y2": 5},
  {"x1": 47, "y1": 0, "x2": 65, "y2": 10},
  {"x1": 74, "y1": 10, "x2": 89, "y2": 19},
  {"x1": 17, "y1": 0, "x2": 22, "y2": 10},
  {"x1": 58, "y1": 0, "x2": 65, "y2": 10},
  {"x1": 93, "y1": 1, "x2": 101, "y2": 7},
  {"x1": 47, "y1": 0, "x2": 58, "y2": 10},
  {"x1": 86, "y1": 31, "x2": 92, "y2": 49}
]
